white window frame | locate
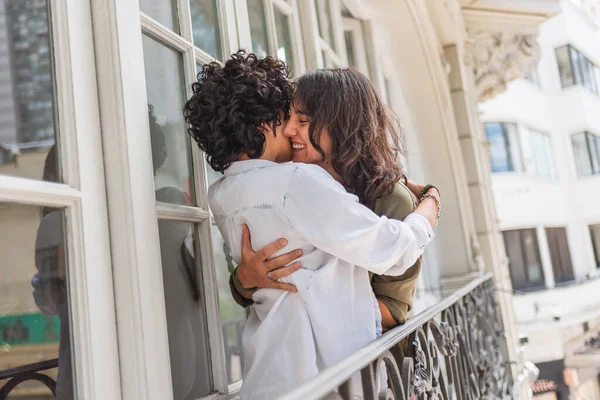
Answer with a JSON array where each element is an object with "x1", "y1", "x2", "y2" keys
[
  {"x1": 90, "y1": 0, "x2": 257, "y2": 398},
  {"x1": 342, "y1": 17, "x2": 368, "y2": 75},
  {"x1": 0, "y1": 0, "x2": 121, "y2": 399}
]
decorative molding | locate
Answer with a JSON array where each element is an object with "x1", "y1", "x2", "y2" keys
[{"x1": 466, "y1": 30, "x2": 540, "y2": 102}]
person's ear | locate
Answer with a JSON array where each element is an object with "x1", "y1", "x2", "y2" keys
[{"x1": 260, "y1": 122, "x2": 275, "y2": 136}]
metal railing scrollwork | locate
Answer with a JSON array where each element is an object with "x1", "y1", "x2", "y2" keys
[{"x1": 281, "y1": 273, "x2": 513, "y2": 400}]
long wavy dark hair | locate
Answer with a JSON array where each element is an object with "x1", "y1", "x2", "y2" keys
[
  {"x1": 183, "y1": 50, "x2": 294, "y2": 172},
  {"x1": 293, "y1": 68, "x2": 406, "y2": 208}
]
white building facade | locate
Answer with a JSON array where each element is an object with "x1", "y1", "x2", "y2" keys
[
  {"x1": 0, "y1": 0, "x2": 561, "y2": 399},
  {"x1": 480, "y1": 1, "x2": 600, "y2": 398}
]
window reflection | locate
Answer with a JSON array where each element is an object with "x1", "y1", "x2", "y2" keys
[
  {"x1": 156, "y1": 219, "x2": 212, "y2": 399},
  {"x1": 211, "y1": 226, "x2": 245, "y2": 383},
  {"x1": 139, "y1": 0, "x2": 179, "y2": 32},
  {"x1": 0, "y1": 201, "x2": 72, "y2": 399},
  {"x1": 142, "y1": 35, "x2": 194, "y2": 205},
  {"x1": 0, "y1": 0, "x2": 59, "y2": 182},
  {"x1": 190, "y1": 0, "x2": 221, "y2": 59},
  {"x1": 274, "y1": 8, "x2": 294, "y2": 67}
]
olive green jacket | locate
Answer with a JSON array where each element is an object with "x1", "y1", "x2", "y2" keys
[{"x1": 229, "y1": 181, "x2": 421, "y2": 325}]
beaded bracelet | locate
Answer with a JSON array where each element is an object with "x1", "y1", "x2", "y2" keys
[
  {"x1": 420, "y1": 190, "x2": 442, "y2": 227},
  {"x1": 231, "y1": 265, "x2": 258, "y2": 292}
]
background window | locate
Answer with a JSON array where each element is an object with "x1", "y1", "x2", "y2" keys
[
  {"x1": 556, "y1": 45, "x2": 599, "y2": 94},
  {"x1": 590, "y1": 224, "x2": 600, "y2": 268},
  {"x1": 247, "y1": 0, "x2": 268, "y2": 57},
  {"x1": 545, "y1": 227, "x2": 574, "y2": 284},
  {"x1": 485, "y1": 123, "x2": 522, "y2": 173},
  {"x1": 503, "y1": 229, "x2": 545, "y2": 290},
  {"x1": 521, "y1": 127, "x2": 556, "y2": 179},
  {"x1": 571, "y1": 132, "x2": 600, "y2": 177}
]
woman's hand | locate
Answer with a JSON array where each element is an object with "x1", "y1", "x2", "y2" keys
[
  {"x1": 407, "y1": 180, "x2": 441, "y2": 228},
  {"x1": 234, "y1": 224, "x2": 303, "y2": 298}
]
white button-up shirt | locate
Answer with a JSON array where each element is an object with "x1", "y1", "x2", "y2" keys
[{"x1": 209, "y1": 160, "x2": 434, "y2": 399}]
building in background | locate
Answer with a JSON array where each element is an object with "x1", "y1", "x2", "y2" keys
[
  {"x1": 0, "y1": 0, "x2": 565, "y2": 399},
  {"x1": 480, "y1": 0, "x2": 600, "y2": 398}
]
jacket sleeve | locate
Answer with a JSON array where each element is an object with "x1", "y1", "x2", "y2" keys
[
  {"x1": 229, "y1": 275, "x2": 255, "y2": 308},
  {"x1": 283, "y1": 165, "x2": 434, "y2": 276},
  {"x1": 371, "y1": 183, "x2": 423, "y2": 324}
]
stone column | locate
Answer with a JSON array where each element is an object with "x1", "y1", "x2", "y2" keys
[{"x1": 443, "y1": 42, "x2": 520, "y2": 365}]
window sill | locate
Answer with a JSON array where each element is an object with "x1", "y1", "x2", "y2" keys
[{"x1": 491, "y1": 172, "x2": 560, "y2": 184}]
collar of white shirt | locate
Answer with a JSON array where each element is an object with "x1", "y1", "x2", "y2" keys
[{"x1": 224, "y1": 159, "x2": 280, "y2": 177}]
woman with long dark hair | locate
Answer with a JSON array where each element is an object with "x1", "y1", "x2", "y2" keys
[{"x1": 233, "y1": 68, "x2": 433, "y2": 331}]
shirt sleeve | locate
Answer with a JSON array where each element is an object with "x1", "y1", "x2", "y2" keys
[{"x1": 282, "y1": 165, "x2": 434, "y2": 276}]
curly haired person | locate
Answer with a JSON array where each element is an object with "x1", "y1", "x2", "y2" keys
[{"x1": 184, "y1": 51, "x2": 440, "y2": 399}]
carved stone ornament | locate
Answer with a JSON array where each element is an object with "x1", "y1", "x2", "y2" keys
[{"x1": 466, "y1": 30, "x2": 540, "y2": 103}]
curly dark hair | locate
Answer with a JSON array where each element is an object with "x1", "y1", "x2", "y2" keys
[
  {"x1": 293, "y1": 68, "x2": 406, "y2": 208},
  {"x1": 184, "y1": 50, "x2": 294, "y2": 172}
]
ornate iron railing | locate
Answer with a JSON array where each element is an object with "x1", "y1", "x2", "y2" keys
[
  {"x1": 0, "y1": 358, "x2": 57, "y2": 400},
  {"x1": 280, "y1": 273, "x2": 513, "y2": 400}
]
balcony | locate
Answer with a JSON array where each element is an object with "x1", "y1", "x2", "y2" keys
[
  {"x1": 281, "y1": 274, "x2": 514, "y2": 400},
  {"x1": 0, "y1": 274, "x2": 514, "y2": 399}
]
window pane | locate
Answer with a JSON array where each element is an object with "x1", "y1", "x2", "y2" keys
[
  {"x1": 505, "y1": 124, "x2": 523, "y2": 172},
  {"x1": 344, "y1": 31, "x2": 356, "y2": 68},
  {"x1": 142, "y1": 36, "x2": 194, "y2": 205},
  {"x1": 274, "y1": 7, "x2": 294, "y2": 68},
  {"x1": 0, "y1": 204, "x2": 71, "y2": 398},
  {"x1": 581, "y1": 56, "x2": 597, "y2": 94},
  {"x1": 157, "y1": 220, "x2": 212, "y2": 398},
  {"x1": 556, "y1": 46, "x2": 575, "y2": 87},
  {"x1": 211, "y1": 226, "x2": 245, "y2": 384},
  {"x1": 589, "y1": 133, "x2": 600, "y2": 174},
  {"x1": 521, "y1": 229, "x2": 543, "y2": 285},
  {"x1": 570, "y1": 47, "x2": 584, "y2": 86},
  {"x1": 590, "y1": 224, "x2": 600, "y2": 269},
  {"x1": 0, "y1": 0, "x2": 60, "y2": 182},
  {"x1": 545, "y1": 227, "x2": 574, "y2": 284},
  {"x1": 314, "y1": 0, "x2": 336, "y2": 51},
  {"x1": 571, "y1": 133, "x2": 593, "y2": 177},
  {"x1": 247, "y1": 0, "x2": 269, "y2": 58},
  {"x1": 485, "y1": 123, "x2": 511, "y2": 172},
  {"x1": 503, "y1": 230, "x2": 527, "y2": 289},
  {"x1": 139, "y1": 0, "x2": 178, "y2": 32},
  {"x1": 190, "y1": 0, "x2": 221, "y2": 59}
]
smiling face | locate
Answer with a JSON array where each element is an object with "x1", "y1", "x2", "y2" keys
[
  {"x1": 261, "y1": 111, "x2": 294, "y2": 163},
  {"x1": 283, "y1": 103, "x2": 333, "y2": 167}
]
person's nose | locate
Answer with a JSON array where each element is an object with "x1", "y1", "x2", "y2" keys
[{"x1": 283, "y1": 121, "x2": 296, "y2": 138}]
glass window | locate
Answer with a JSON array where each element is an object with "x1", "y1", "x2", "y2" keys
[
  {"x1": 485, "y1": 123, "x2": 522, "y2": 172},
  {"x1": 545, "y1": 227, "x2": 574, "y2": 284},
  {"x1": 0, "y1": 0, "x2": 59, "y2": 182},
  {"x1": 247, "y1": 0, "x2": 269, "y2": 58},
  {"x1": 590, "y1": 224, "x2": 600, "y2": 269},
  {"x1": 139, "y1": 0, "x2": 178, "y2": 32},
  {"x1": 211, "y1": 227, "x2": 245, "y2": 384},
  {"x1": 556, "y1": 45, "x2": 575, "y2": 87},
  {"x1": 0, "y1": 203, "x2": 71, "y2": 399},
  {"x1": 503, "y1": 229, "x2": 545, "y2": 291},
  {"x1": 190, "y1": 0, "x2": 221, "y2": 59},
  {"x1": 142, "y1": 35, "x2": 194, "y2": 205},
  {"x1": 314, "y1": 0, "x2": 336, "y2": 51},
  {"x1": 571, "y1": 132, "x2": 600, "y2": 177},
  {"x1": 522, "y1": 127, "x2": 556, "y2": 179},
  {"x1": 557, "y1": 45, "x2": 599, "y2": 94},
  {"x1": 157, "y1": 220, "x2": 212, "y2": 399},
  {"x1": 274, "y1": 7, "x2": 294, "y2": 67}
]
